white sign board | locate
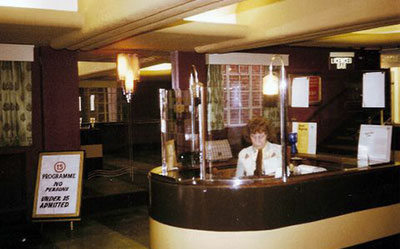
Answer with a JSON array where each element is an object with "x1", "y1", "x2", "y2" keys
[
  {"x1": 362, "y1": 72, "x2": 385, "y2": 108},
  {"x1": 33, "y1": 151, "x2": 84, "y2": 219},
  {"x1": 358, "y1": 125, "x2": 392, "y2": 167},
  {"x1": 291, "y1": 77, "x2": 309, "y2": 107}
]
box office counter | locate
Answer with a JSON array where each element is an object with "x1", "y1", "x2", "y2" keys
[{"x1": 148, "y1": 160, "x2": 400, "y2": 249}]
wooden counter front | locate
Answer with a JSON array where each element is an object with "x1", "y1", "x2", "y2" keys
[
  {"x1": 149, "y1": 163, "x2": 400, "y2": 249},
  {"x1": 149, "y1": 164, "x2": 400, "y2": 231}
]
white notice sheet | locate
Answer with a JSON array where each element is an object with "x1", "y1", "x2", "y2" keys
[
  {"x1": 358, "y1": 124, "x2": 392, "y2": 166},
  {"x1": 362, "y1": 72, "x2": 385, "y2": 108},
  {"x1": 291, "y1": 77, "x2": 309, "y2": 107}
]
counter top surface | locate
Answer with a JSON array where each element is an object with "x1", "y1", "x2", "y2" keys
[
  {"x1": 150, "y1": 160, "x2": 400, "y2": 187},
  {"x1": 149, "y1": 160, "x2": 400, "y2": 231}
]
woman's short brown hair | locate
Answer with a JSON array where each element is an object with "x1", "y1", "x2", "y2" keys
[{"x1": 245, "y1": 117, "x2": 277, "y2": 143}]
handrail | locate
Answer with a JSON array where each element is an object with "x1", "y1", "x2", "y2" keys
[{"x1": 305, "y1": 88, "x2": 347, "y2": 122}]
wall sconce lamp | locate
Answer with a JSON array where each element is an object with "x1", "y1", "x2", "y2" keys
[
  {"x1": 117, "y1": 53, "x2": 140, "y2": 103},
  {"x1": 263, "y1": 55, "x2": 288, "y2": 182}
]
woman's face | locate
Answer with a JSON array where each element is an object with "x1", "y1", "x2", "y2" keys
[{"x1": 250, "y1": 132, "x2": 267, "y2": 150}]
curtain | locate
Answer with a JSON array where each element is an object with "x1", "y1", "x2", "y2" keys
[
  {"x1": 0, "y1": 61, "x2": 32, "y2": 147},
  {"x1": 207, "y1": 64, "x2": 224, "y2": 131}
]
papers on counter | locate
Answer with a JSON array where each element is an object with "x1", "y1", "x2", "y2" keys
[{"x1": 296, "y1": 165, "x2": 327, "y2": 175}]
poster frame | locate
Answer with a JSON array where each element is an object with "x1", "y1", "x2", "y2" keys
[
  {"x1": 288, "y1": 74, "x2": 322, "y2": 106},
  {"x1": 32, "y1": 151, "x2": 84, "y2": 221}
]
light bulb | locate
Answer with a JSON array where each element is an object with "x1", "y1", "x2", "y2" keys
[
  {"x1": 117, "y1": 54, "x2": 128, "y2": 81},
  {"x1": 263, "y1": 73, "x2": 279, "y2": 95},
  {"x1": 124, "y1": 69, "x2": 134, "y2": 92}
]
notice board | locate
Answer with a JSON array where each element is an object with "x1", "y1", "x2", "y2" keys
[
  {"x1": 362, "y1": 72, "x2": 385, "y2": 108},
  {"x1": 32, "y1": 151, "x2": 84, "y2": 220},
  {"x1": 357, "y1": 125, "x2": 392, "y2": 166},
  {"x1": 290, "y1": 75, "x2": 322, "y2": 107},
  {"x1": 292, "y1": 122, "x2": 317, "y2": 154}
]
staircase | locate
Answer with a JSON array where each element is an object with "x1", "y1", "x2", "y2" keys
[
  {"x1": 318, "y1": 110, "x2": 384, "y2": 156},
  {"x1": 317, "y1": 74, "x2": 390, "y2": 156}
]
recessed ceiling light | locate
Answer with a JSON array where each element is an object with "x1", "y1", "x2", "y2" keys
[
  {"x1": 184, "y1": 5, "x2": 237, "y2": 24},
  {"x1": 353, "y1": 24, "x2": 400, "y2": 35},
  {"x1": 0, "y1": 0, "x2": 77, "y2": 11},
  {"x1": 141, "y1": 63, "x2": 171, "y2": 71}
]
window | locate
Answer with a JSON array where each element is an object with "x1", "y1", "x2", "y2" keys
[
  {"x1": 207, "y1": 53, "x2": 288, "y2": 128},
  {"x1": 79, "y1": 87, "x2": 127, "y2": 124},
  {"x1": 90, "y1": 94, "x2": 95, "y2": 111},
  {"x1": 223, "y1": 64, "x2": 266, "y2": 126}
]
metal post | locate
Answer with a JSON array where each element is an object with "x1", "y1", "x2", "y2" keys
[
  {"x1": 190, "y1": 65, "x2": 206, "y2": 180},
  {"x1": 198, "y1": 85, "x2": 206, "y2": 180},
  {"x1": 189, "y1": 68, "x2": 197, "y2": 167},
  {"x1": 159, "y1": 89, "x2": 167, "y2": 175},
  {"x1": 270, "y1": 55, "x2": 288, "y2": 182}
]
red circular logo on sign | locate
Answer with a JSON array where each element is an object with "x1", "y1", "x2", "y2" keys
[{"x1": 54, "y1": 161, "x2": 66, "y2": 173}]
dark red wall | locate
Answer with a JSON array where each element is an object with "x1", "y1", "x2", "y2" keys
[
  {"x1": 171, "y1": 51, "x2": 206, "y2": 90},
  {"x1": 40, "y1": 47, "x2": 80, "y2": 151},
  {"x1": 131, "y1": 77, "x2": 171, "y2": 120},
  {"x1": 238, "y1": 46, "x2": 381, "y2": 144}
]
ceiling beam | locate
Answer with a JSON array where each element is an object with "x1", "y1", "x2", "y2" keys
[
  {"x1": 195, "y1": 0, "x2": 400, "y2": 53},
  {"x1": 50, "y1": 0, "x2": 243, "y2": 51}
]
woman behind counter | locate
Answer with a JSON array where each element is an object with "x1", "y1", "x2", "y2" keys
[{"x1": 236, "y1": 117, "x2": 282, "y2": 178}]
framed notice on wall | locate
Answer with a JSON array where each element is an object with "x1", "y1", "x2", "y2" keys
[
  {"x1": 32, "y1": 151, "x2": 84, "y2": 220},
  {"x1": 308, "y1": 76, "x2": 322, "y2": 104},
  {"x1": 289, "y1": 75, "x2": 322, "y2": 107},
  {"x1": 292, "y1": 122, "x2": 317, "y2": 154}
]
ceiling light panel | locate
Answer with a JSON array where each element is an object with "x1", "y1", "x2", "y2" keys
[{"x1": 0, "y1": 0, "x2": 78, "y2": 11}]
